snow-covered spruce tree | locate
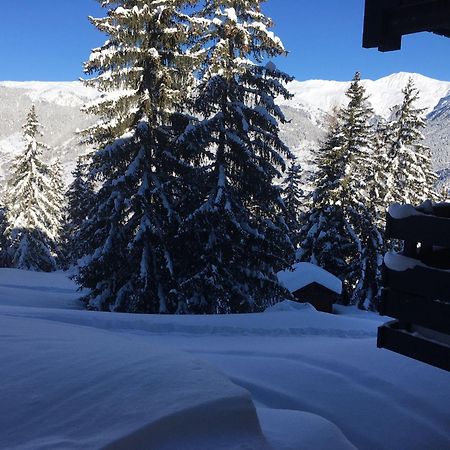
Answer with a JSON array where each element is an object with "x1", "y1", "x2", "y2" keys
[
  {"x1": 49, "y1": 159, "x2": 66, "y2": 210},
  {"x1": 387, "y1": 79, "x2": 438, "y2": 205},
  {"x1": 299, "y1": 73, "x2": 382, "y2": 308},
  {"x1": 176, "y1": 1, "x2": 294, "y2": 313},
  {"x1": 282, "y1": 158, "x2": 304, "y2": 248},
  {"x1": 368, "y1": 120, "x2": 396, "y2": 228},
  {"x1": 329, "y1": 73, "x2": 385, "y2": 309},
  {"x1": 365, "y1": 119, "x2": 403, "y2": 259},
  {"x1": 49, "y1": 159, "x2": 66, "y2": 263},
  {"x1": 0, "y1": 205, "x2": 10, "y2": 267},
  {"x1": 77, "y1": 1, "x2": 198, "y2": 313},
  {"x1": 297, "y1": 127, "x2": 360, "y2": 302},
  {"x1": 63, "y1": 156, "x2": 95, "y2": 265},
  {"x1": 5, "y1": 106, "x2": 61, "y2": 272}
]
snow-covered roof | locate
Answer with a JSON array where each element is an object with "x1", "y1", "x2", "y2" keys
[{"x1": 277, "y1": 262, "x2": 342, "y2": 295}]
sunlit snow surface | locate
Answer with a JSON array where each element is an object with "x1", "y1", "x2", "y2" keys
[{"x1": 0, "y1": 269, "x2": 449, "y2": 450}]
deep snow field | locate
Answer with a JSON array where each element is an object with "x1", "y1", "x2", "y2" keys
[{"x1": 0, "y1": 269, "x2": 449, "y2": 450}]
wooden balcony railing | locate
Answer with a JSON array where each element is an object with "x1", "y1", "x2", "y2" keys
[{"x1": 377, "y1": 202, "x2": 450, "y2": 371}]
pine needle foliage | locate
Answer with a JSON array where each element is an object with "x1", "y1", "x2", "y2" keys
[
  {"x1": 387, "y1": 78, "x2": 438, "y2": 205},
  {"x1": 77, "y1": 0, "x2": 200, "y2": 313},
  {"x1": 5, "y1": 106, "x2": 61, "y2": 272},
  {"x1": 176, "y1": 1, "x2": 295, "y2": 313}
]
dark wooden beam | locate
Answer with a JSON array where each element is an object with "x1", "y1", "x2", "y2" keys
[
  {"x1": 378, "y1": 320, "x2": 450, "y2": 371},
  {"x1": 383, "y1": 263, "x2": 450, "y2": 301},
  {"x1": 380, "y1": 288, "x2": 450, "y2": 334},
  {"x1": 363, "y1": 0, "x2": 450, "y2": 52},
  {"x1": 385, "y1": 209, "x2": 450, "y2": 248}
]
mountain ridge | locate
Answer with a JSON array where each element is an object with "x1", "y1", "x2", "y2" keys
[{"x1": 0, "y1": 72, "x2": 449, "y2": 192}]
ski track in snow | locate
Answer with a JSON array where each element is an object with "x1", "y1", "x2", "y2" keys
[
  {"x1": 1, "y1": 269, "x2": 449, "y2": 450},
  {"x1": 0, "y1": 307, "x2": 378, "y2": 339}
]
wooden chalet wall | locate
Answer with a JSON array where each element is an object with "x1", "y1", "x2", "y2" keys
[{"x1": 378, "y1": 205, "x2": 450, "y2": 372}]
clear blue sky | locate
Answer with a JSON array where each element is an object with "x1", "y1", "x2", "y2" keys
[{"x1": 1, "y1": 0, "x2": 449, "y2": 82}]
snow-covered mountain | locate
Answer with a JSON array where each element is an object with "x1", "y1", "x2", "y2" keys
[
  {"x1": 280, "y1": 72, "x2": 450, "y2": 123},
  {"x1": 279, "y1": 72, "x2": 450, "y2": 192},
  {"x1": 0, "y1": 81, "x2": 98, "y2": 189},
  {"x1": 0, "y1": 72, "x2": 449, "y2": 190}
]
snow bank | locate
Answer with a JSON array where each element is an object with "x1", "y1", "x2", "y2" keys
[
  {"x1": 277, "y1": 262, "x2": 342, "y2": 295},
  {"x1": 0, "y1": 313, "x2": 269, "y2": 450},
  {"x1": 0, "y1": 268, "x2": 83, "y2": 309},
  {"x1": 4, "y1": 301, "x2": 378, "y2": 340},
  {"x1": 0, "y1": 269, "x2": 449, "y2": 450},
  {"x1": 265, "y1": 299, "x2": 317, "y2": 313},
  {"x1": 258, "y1": 408, "x2": 357, "y2": 450}
]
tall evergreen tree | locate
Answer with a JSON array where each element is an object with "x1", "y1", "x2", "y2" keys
[
  {"x1": 299, "y1": 73, "x2": 381, "y2": 308},
  {"x1": 387, "y1": 79, "x2": 438, "y2": 205},
  {"x1": 176, "y1": 1, "x2": 294, "y2": 313},
  {"x1": 49, "y1": 158, "x2": 66, "y2": 262},
  {"x1": 50, "y1": 159, "x2": 66, "y2": 209},
  {"x1": 5, "y1": 106, "x2": 61, "y2": 271},
  {"x1": 63, "y1": 156, "x2": 95, "y2": 265},
  {"x1": 368, "y1": 120, "x2": 396, "y2": 228},
  {"x1": 282, "y1": 158, "x2": 304, "y2": 248},
  {"x1": 297, "y1": 126, "x2": 360, "y2": 302},
  {"x1": 0, "y1": 205, "x2": 10, "y2": 268},
  {"x1": 77, "y1": 0, "x2": 198, "y2": 312}
]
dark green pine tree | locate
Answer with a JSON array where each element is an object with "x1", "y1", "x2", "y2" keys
[
  {"x1": 77, "y1": 0, "x2": 198, "y2": 313},
  {"x1": 5, "y1": 105, "x2": 61, "y2": 272},
  {"x1": 297, "y1": 126, "x2": 360, "y2": 302},
  {"x1": 176, "y1": 1, "x2": 294, "y2": 313},
  {"x1": 49, "y1": 159, "x2": 66, "y2": 209},
  {"x1": 49, "y1": 158, "x2": 66, "y2": 265},
  {"x1": 63, "y1": 156, "x2": 95, "y2": 265},
  {"x1": 299, "y1": 73, "x2": 382, "y2": 308},
  {"x1": 387, "y1": 78, "x2": 438, "y2": 205},
  {"x1": 368, "y1": 120, "x2": 396, "y2": 228},
  {"x1": 365, "y1": 119, "x2": 401, "y2": 261},
  {"x1": 282, "y1": 158, "x2": 304, "y2": 248},
  {"x1": 0, "y1": 205, "x2": 10, "y2": 268}
]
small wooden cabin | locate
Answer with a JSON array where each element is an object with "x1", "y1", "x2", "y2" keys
[{"x1": 278, "y1": 263, "x2": 342, "y2": 313}]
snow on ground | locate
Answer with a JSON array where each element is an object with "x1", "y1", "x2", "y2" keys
[
  {"x1": 0, "y1": 268, "x2": 83, "y2": 310},
  {"x1": 0, "y1": 269, "x2": 449, "y2": 450}
]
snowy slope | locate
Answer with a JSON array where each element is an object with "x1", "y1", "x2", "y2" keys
[
  {"x1": 280, "y1": 74, "x2": 450, "y2": 191},
  {"x1": 281, "y1": 72, "x2": 450, "y2": 123},
  {"x1": 0, "y1": 72, "x2": 449, "y2": 189},
  {"x1": 0, "y1": 81, "x2": 98, "y2": 108},
  {"x1": 1, "y1": 269, "x2": 449, "y2": 450},
  {"x1": 0, "y1": 82, "x2": 97, "y2": 188}
]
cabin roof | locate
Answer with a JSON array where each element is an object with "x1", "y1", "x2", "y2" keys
[{"x1": 277, "y1": 262, "x2": 342, "y2": 295}]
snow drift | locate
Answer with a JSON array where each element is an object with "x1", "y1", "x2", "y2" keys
[{"x1": 0, "y1": 269, "x2": 449, "y2": 450}]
